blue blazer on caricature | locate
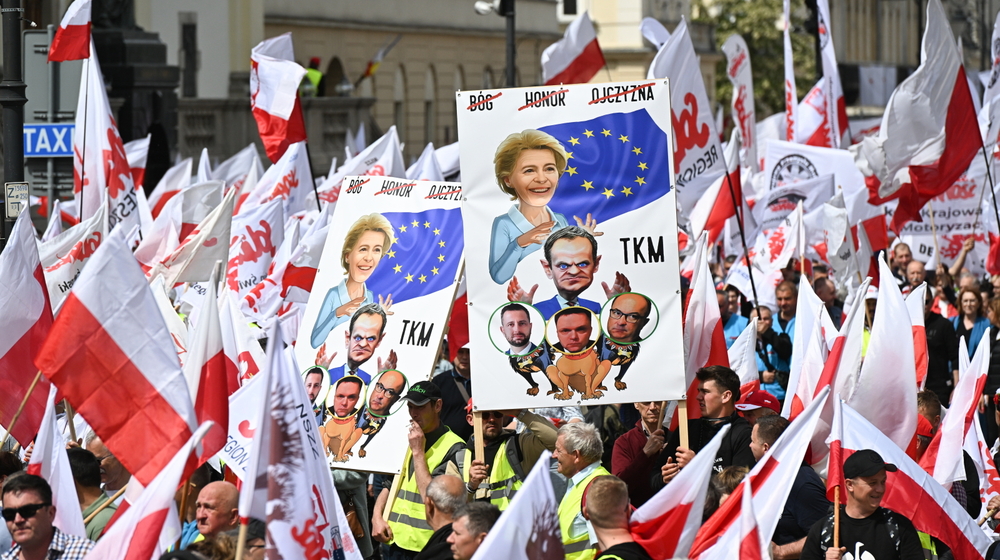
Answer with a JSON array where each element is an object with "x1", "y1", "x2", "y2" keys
[{"x1": 489, "y1": 204, "x2": 568, "y2": 285}]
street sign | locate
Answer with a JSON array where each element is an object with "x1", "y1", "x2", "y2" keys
[
  {"x1": 24, "y1": 124, "x2": 75, "y2": 157},
  {"x1": 23, "y1": 30, "x2": 82, "y2": 124},
  {"x1": 5, "y1": 182, "x2": 29, "y2": 219}
]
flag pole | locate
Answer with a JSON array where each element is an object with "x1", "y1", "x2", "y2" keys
[
  {"x1": 233, "y1": 519, "x2": 250, "y2": 560},
  {"x1": 79, "y1": 56, "x2": 90, "y2": 215},
  {"x1": 833, "y1": 486, "x2": 840, "y2": 549},
  {"x1": 0, "y1": 371, "x2": 44, "y2": 446},
  {"x1": 976, "y1": 138, "x2": 1000, "y2": 250},
  {"x1": 83, "y1": 484, "x2": 127, "y2": 524},
  {"x1": 63, "y1": 399, "x2": 77, "y2": 443},
  {"x1": 723, "y1": 167, "x2": 760, "y2": 308},
  {"x1": 677, "y1": 400, "x2": 688, "y2": 449},
  {"x1": 926, "y1": 199, "x2": 942, "y2": 262},
  {"x1": 302, "y1": 141, "x2": 323, "y2": 212},
  {"x1": 473, "y1": 411, "x2": 485, "y2": 467},
  {"x1": 978, "y1": 506, "x2": 999, "y2": 526}
]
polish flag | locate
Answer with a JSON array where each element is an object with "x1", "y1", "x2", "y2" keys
[
  {"x1": 147, "y1": 186, "x2": 236, "y2": 288},
  {"x1": 183, "y1": 267, "x2": 229, "y2": 462},
  {"x1": 541, "y1": 11, "x2": 605, "y2": 86},
  {"x1": 794, "y1": 78, "x2": 831, "y2": 147},
  {"x1": 124, "y1": 134, "x2": 150, "y2": 190},
  {"x1": 48, "y1": 0, "x2": 91, "y2": 62},
  {"x1": 827, "y1": 400, "x2": 993, "y2": 558},
  {"x1": 135, "y1": 180, "x2": 223, "y2": 269},
  {"x1": 845, "y1": 257, "x2": 917, "y2": 453},
  {"x1": 84, "y1": 423, "x2": 213, "y2": 560},
  {"x1": 42, "y1": 199, "x2": 64, "y2": 242},
  {"x1": 963, "y1": 412, "x2": 1000, "y2": 514},
  {"x1": 816, "y1": 0, "x2": 849, "y2": 147},
  {"x1": 904, "y1": 284, "x2": 929, "y2": 389},
  {"x1": 630, "y1": 425, "x2": 731, "y2": 558},
  {"x1": 919, "y1": 334, "x2": 988, "y2": 486},
  {"x1": 782, "y1": 0, "x2": 798, "y2": 143},
  {"x1": 0, "y1": 212, "x2": 53, "y2": 446},
  {"x1": 448, "y1": 275, "x2": 469, "y2": 362},
  {"x1": 250, "y1": 33, "x2": 308, "y2": 163},
  {"x1": 697, "y1": 472, "x2": 766, "y2": 560},
  {"x1": 241, "y1": 219, "x2": 300, "y2": 322},
  {"x1": 212, "y1": 371, "x2": 266, "y2": 480},
  {"x1": 727, "y1": 318, "x2": 760, "y2": 396},
  {"x1": 236, "y1": 327, "x2": 362, "y2": 559},
  {"x1": 36, "y1": 225, "x2": 199, "y2": 486},
  {"x1": 856, "y1": 0, "x2": 979, "y2": 233},
  {"x1": 27, "y1": 385, "x2": 87, "y2": 538},
  {"x1": 780, "y1": 274, "x2": 828, "y2": 419},
  {"x1": 681, "y1": 233, "x2": 730, "y2": 423},
  {"x1": 37, "y1": 198, "x2": 107, "y2": 312},
  {"x1": 220, "y1": 293, "x2": 266, "y2": 393},
  {"x1": 689, "y1": 131, "x2": 743, "y2": 245},
  {"x1": 242, "y1": 141, "x2": 313, "y2": 217},
  {"x1": 147, "y1": 158, "x2": 192, "y2": 219},
  {"x1": 689, "y1": 388, "x2": 831, "y2": 557}
]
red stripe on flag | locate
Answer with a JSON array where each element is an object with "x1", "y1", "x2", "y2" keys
[
  {"x1": 448, "y1": 293, "x2": 469, "y2": 362},
  {"x1": 544, "y1": 39, "x2": 605, "y2": 86},
  {"x1": 630, "y1": 501, "x2": 693, "y2": 558},
  {"x1": 253, "y1": 98, "x2": 308, "y2": 163},
  {"x1": 739, "y1": 525, "x2": 763, "y2": 560},
  {"x1": 195, "y1": 350, "x2": 229, "y2": 460},
  {"x1": 151, "y1": 190, "x2": 180, "y2": 219},
  {"x1": 121, "y1": 508, "x2": 170, "y2": 560},
  {"x1": 704, "y1": 169, "x2": 741, "y2": 244},
  {"x1": 48, "y1": 23, "x2": 90, "y2": 62},
  {"x1": 689, "y1": 456, "x2": 780, "y2": 557},
  {"x1": 281, "y1": 263, "x2": 318, "y2": 297},
  {"x1": 39, "y1": 294, "x2": 194, "y2": 485},
  {"x1": 912, "y1": 326, "x2": 928, "y2": 388}
]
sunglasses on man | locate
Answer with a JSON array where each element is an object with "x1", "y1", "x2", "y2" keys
[{"x1": 2, "y1": 502, "x2": 51, "y2": 522}]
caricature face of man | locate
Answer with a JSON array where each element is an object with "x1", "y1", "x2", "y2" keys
[
  {"x1": 500, "y1": 308, "x2": 532, "y2": 351},
  {"x1": 305, "y1": 371, "x2": 324, "y2": 403},
  {"x1": 542, "y1": 237, "x2": 600, "y2": 300},
  {"x1": 554, "y1": 311, "x2": 593, "y2": 353},
  {"x1": 345, "y1": 313, "x2": 385, "y2": 369},
  {"x1": 607, "y1": 293, "x2": 650, "y2": 342},
  {"x1": 369, "y1": 370, "x2": 405, "y2": 415},
  {"x1": 332, "y1": 378, "x2": 362, "y2": 417}
]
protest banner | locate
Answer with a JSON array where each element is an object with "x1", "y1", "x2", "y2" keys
[
  {"x1": 295, "y1": 176, "x2": 463, "y2": 473},
  {"x1": 456, "y1": 80, "x2": 684, "y2": 410}
]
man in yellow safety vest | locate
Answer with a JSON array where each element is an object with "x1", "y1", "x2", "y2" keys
[{"x1": 553, "y1": 422, "x2": 608, "y2": 560}]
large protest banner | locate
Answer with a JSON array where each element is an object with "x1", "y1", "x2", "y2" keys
[
  {"x1": 295, "y1": 176, "x2": 463, "y2": 473},
  {"x1": 457, "y1": 80, "x2": 685, "y2": 410}
]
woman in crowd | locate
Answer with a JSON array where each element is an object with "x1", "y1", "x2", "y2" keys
[{"x1": 953, "y1": 286, "x2": 990, "y2": 357}]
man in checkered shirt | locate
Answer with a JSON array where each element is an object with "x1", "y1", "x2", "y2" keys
[{"x1": 2, "y1": 474, "x2": 94, "y2": 560}]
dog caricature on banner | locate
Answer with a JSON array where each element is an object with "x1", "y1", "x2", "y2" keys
[
  {"x1": 296, "y1": 177, "x2": 464, "y2": 473},
  {"x1": 457, "y1": 80, "x2": 685, "y2": 411}
]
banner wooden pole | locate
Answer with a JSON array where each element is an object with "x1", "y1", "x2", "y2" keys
[
  {"x1": 473, "y1": 411, "x2": 485, "y2": 462},
  {"x1": 63, "y1": 400, "x2": 77, "y2": 443},
  {"x1": 655, "y1": 401, "x2": 666, "y2": 431},
  {"x1": 233, "y1": 520, "x2": 249, "y2": 560},
  {"x1": 382, "y1": 450, "x2": 408, "y2": 522},
  {"x1": 0, "y1": 370, "x2": 44, "y2": 446},
  {"x1": 926, "y1": 199, "x2": 942, "y2": 261},
  {"x1": 833, "y1": 486, "x2": 840, "y2": 549},
  {"x1": 677, "y1": 400, "x2": 689, "y2": 449},
  {"x1": 979, "y1": 506, "x2": 999, "y2": 527},
  {"x1": 84, "y1": 484, "x2": 127, "y2": 524}
]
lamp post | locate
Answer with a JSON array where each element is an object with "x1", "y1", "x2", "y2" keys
[
  {"x1": 475, "y1": 0, "x2": 516, "y2": 87},
  {"x1": 0, "y1": 0, "x2": 27, "y2": 252}
]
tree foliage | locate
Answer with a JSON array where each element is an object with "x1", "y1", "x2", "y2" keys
[{"x1": 695, "y1": 0, "x2": 818, "y2": 121}]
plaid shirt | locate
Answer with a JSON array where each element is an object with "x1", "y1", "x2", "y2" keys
[{"x1": 1, "y1": 527, "x2": 95, "y2": 560}]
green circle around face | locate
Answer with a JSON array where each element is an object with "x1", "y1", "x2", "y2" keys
[
  {"x1": 364, "y1": 369, "x2": 410, "y2": 418},
  {"x1": 600, "y1": 292, "x2": 659, "y2": 345},
  {"x1": 302, "y1": 365, "x2": 331, "y2": 406},
  {"x1": 545, "y1": 306, "x2": 602, "y2": 355},
  {"x1": 489, "y1": 302, "x2": 546, "y2": 357}
]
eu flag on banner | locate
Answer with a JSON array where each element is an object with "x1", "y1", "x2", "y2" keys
[
  {"x1": 367, "y1": 207, "x2": 463, "y2": 304},
  {"x1": 541, "y1": 109, "x2": 671, "y2": 224}
]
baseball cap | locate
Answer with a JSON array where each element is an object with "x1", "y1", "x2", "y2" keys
[
  {"x1": 843, "y1": 449, "x2": 898, "y2": 479},
  {"x1": 735, "y1": 390, "x2": 780, "y2": 414},
  {"x1": 403, "y1": 380, "x2": 442, "y2": 406},
  {"x1": 865, "y1": 286, "x2": 879, "y2": 300},
  {"x1": 916, "y1": 414, "x2": 933, "y2": 438}
]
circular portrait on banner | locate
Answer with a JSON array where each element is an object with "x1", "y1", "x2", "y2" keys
[
  {"x1": 301, "y1": 365, "x2": 331, "y2": 410},
  {"x1": 488, "y1": 301, "x2": 547, "y2": 357},
  {"x1": 545, "y1": 306, "x2": 601, "y2": 355},
  {"x1": 600, "y1": 292, "x2": 658, "y2": 344}
]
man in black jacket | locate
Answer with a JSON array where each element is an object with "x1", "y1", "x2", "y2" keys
[
  {"x1": 656, "y1": 366, "x2": 755, "y2": 488},
  {"x1": 414, "y1": 475, "x2": 467, "y2": 560},
  {"x1": 923, "y1": 290, "x2": 959, "y2": 404}
]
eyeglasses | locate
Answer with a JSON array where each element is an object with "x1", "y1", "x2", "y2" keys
[
  {"x1": 374, "y1": 382, "x2": 400, "y2": 398},
  {"x1": 555, "y1": 261, "x2": 591, "y2": 271},
  {"x1": 609, "y1": 308, "x2": 645, "y2": 324},
  {"x1": 352, "y1": 334, "x2": 378, "y2": 344},
  {"x1": 2, "y1": 503, "x2": 51, "y2": 522},
  {"x1": 94, "y1": 453, "x2": 114, "y2": 464}
]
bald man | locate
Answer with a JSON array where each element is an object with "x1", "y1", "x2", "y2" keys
[
  {"x1": 345, "y1": 369, "x2": 407, "y2": 459},
  {"x1": 605, "y1": 293, "x2": 652, "y2": 343},
  {"x1": 194, "y1": 481, "x2": 239, "y2": 542},
  {"x1": 84, "y1": 433, "x2": 129, "y2": 498}
]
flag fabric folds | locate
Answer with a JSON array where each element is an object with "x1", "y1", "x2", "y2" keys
[
  {"x1": 27, "y1": 385, "x2": 87, "y2": 538},
  {"x1": 48, "y1": 0, "x2": 91, "y2": 62},
  {"x1": 250, "y1": 33, "x2": 308, "y2": 162},
  {"x1": 541, "y1": 11, "x2": 605, "y2": 86}
]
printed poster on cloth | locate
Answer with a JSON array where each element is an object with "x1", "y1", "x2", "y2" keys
[
  {"x1": 295, "y1": 176, "x2": 463, "y2": 474},
  {"x1": 457, "y1": 80, "x2": 685, "y2": 411}
]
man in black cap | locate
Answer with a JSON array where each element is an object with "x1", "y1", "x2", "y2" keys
[{"x1": 801, "y1": 449, "x2": 922, "y2": 560}]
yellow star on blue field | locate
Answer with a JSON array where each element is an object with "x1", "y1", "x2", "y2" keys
[
  {"x1": 581, "y1": 180, "x2": 594, "y2": 191},
  {"x1": 622, "y1": 187, "x2": 634, "y2": 196},
  {"x1": 405, "y1": 273, "x2": 414, "y2": 282},
  {"x1": 601, "y1": 129, "x2": 612, "y2": 137},
  {"x1": 566, "y1": 152, "x2": 573, "y2": 159},
  {"x1": 601, "y1": 188, "x2": 615, "y2": 199},
  {"x1": 568, "y1": 137, "x2": 580, "y2": 146},
  {"x1": 399, "y1": 225, "x2": 407, "y2": 232},
  {"x1": 386, "y1": 250, "x2": 396, "y2": 258},
  {"x1": 437, "y1": 254, "x2": 445, "y2": 262},
  {"x1": 411, "y1": 220, "x2": 419, "y2": 227},
  {"x1": 431, "y1": 267, "x2": 440, "y2": 275},
  {"x1": 393, "y1": 264, "x2": 402, "y2": 273},
  {"x1": 635, "y1": 176, "x2": 646, "y2": 186},
  {"x1": 583, "y1": 129, "x2": 594, "y2": 138},
  {"x1": 618, "y1": 134, "x2": 628, "y2": 143},
  {"x1": 632, "y1": 146, "x2": 642, "y2": 155},
  {"x1": 433, "y1": 228, "x2": 440, "y2": 235},
  {"x1": 638, "y1": 162, "x2": 648, "y2": 170},
  {"x1": 565, "y1": 166, "x2": 578, "y2": 176},
  {"x1": 419, "y1": 275, "x2": 427, "y2": 283},
  {"x1": 439, "y1": 240, "x2": 446, "y2": 247},
  {"x1": 424, "y1": 221, "x2": 431, "y2": 228}
]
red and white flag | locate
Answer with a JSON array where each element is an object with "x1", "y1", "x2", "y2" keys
[
  {"x1": 314, "y1": 126, "x2": 406, "y2": 205},
  {"x1": 213, "y1": 143, "x2": 265, "y2": 195},
  {"x1": 471, "y1": 451, "x2": 564, "y2": 560},
  {"x1": 782, "y1": 0, "x2": 798, "y2": 143},
  {"x1": 919, "y1": 334, "x2": 988, "y2": 486},
  {"x1": 448, "y1": 274, "x2": 469, "y2": 361},
  {"x1": 227, "y1": 198, "x2": 284, "y2": 297},
  {"x1": 728, "y1": 318, "x2": 760, "y2": 396},
  {"x1": 213, "y1": 371, "x2": 266, "y2": 480},
  {"x1": 135, "y1": 180, "x2": 223, "y2": 269},
  {"x1": 183, "y1": 267, "x2": 229, "y2": 462},
  {"x1": 241, "y1": 219, "x2": 299, "y2": 322},
  {"x1": 781, "y1": 274, "x2": 834, "y2": 419},
  {"x1": 904, "y1": 284, "x2": 929, "y2": 389},
  {"x1": 689, "y1": 388, "x2": 831, "y2": 557},
  {"x1": 795, "y1": 78, "x2": 832, "y2": 147},
  {"x1": 48, "y1": 0, "x2": 91, "y2": 62},
  {"x1": 37, "y1": 198, "x2": 107, "y2": 312},
  {"x1": 83, "y1": 423, "x2": 213, "y2": 560},
  {"x1": 689, "y1": 131, "x2": 742, "y2": 244},
  {"x1": 751, "y1": 201, "x2": 804, "y2": 277},
  {"x1": 124, "y1": 134, "x2": 150, "y2": 190},
  {"x1": 541, "y1": 11, "x2": 605, "y2": 86},
  {"x1": 42, "y1": 199, "x2": 64, "y2": 242},
  {"x1": 647, "y1": 18, "x2": 726, "y2": 214},
  {"x1": 147, "y1": 158, "x2": 192, "y2": 219},
  {"x1": 856, "y1": 0, "x2": 979, "y2": 232},
  {"x1": 722, "y1": 34, "x2": 758, "y2": 172},
  {"x1": 698, "y1": 471, "x2": 767, "y2": 560},
  {"x1": 242, "y1": 141, "x2": 313, "y2": 217},
  {"x1": 27, "y1": 385, "x2": 87, "y2": 538},
  {"x1": 237, "y1": 327, "x2": 362, "y2": 559},
  {"x1": 73, "y1": 49, "x2": 139, "y2": 234},
  {"x1": 220, "y1": 293, "x2": 266, "y2": 393},
  {"x1": 147, "y1": 186, "x2": 236, "y2": 288},
  {"x1": 630, "y1": 425, "x2": 731, "y2": 558},
  {"x1": 827, "y1": 400, "x2": 993, "y2": 558},
  {"x1": 963, "y1": 412, "x2": 1000, "y2": 514},
  {"x1": 0, "y1": 212, "x2": 53, "y2": 446},
  {"x1": 36, "y1": 225, "x2": 199, "y2": 486},
  {"x1": 846, "y1": 257, "x2": 917, "y2": 453},
  {"x1": 816, "y1": 0, "x2": 849, "y2": 147},
  {"x1": 250, "y1": 33, "x2": 308, "y2": 163},
  {"x1": 150, "y1": 277, "x2": 189, "y2": 368}
]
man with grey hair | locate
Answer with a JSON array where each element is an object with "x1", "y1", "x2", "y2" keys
[
  {"x1": 552, "y1": 422, "x2": 608, "y2": 559},
  {"x1": 415, "y1": 475, "x2": 468, "y2": 560},
  {"x1": 446, "y1": 502, "x2": 501, "y2": 560},
  {"x1": 83, "y1": 432, "x2": 129, "y2": 500}
]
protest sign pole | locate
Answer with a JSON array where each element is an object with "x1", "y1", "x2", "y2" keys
[
  {"x1": 833, "y1": 486, "x2": 840, "y2": 548},
  {"x1": 382, "y1": 450, "x2": 408, "y2": 522},
  {"x1": 0, "y1": 370, "x2": 44, "y2": 445},
  {"x1": 473, "y1": 411, "x2": 485, "y2": 462},
  {"x1": 233, "y1": 522, "x2": 249, "y2": 560},
  {"x1": 979, "y1": 506, "x2": 999, "y2": 526},
  {"x1": 677, "y1": 400, "x2": 688, "y2": 449}
]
